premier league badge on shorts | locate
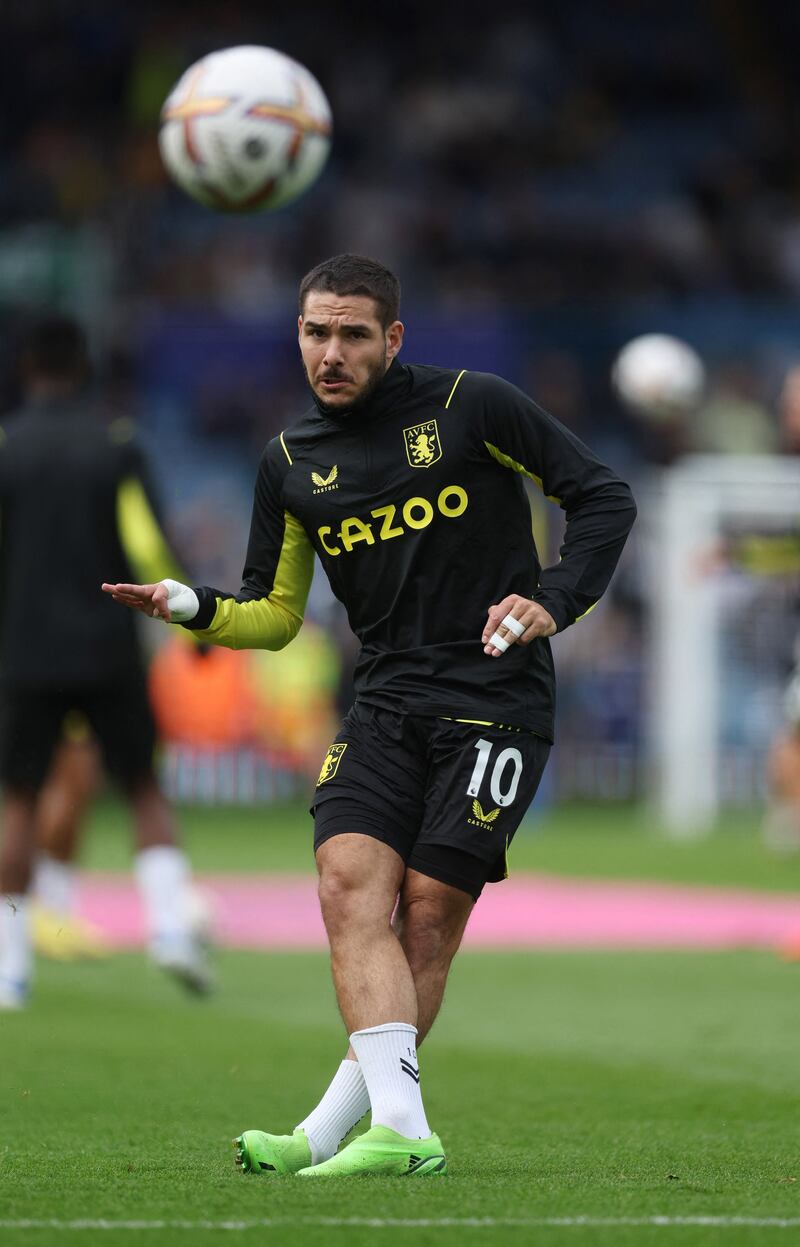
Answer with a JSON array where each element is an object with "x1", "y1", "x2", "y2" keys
[
  {"x1": 317, "y1": 742, "x2": 347, "y2": 786},
  {"x1": 403, "y1": 420, "x2": 442, "y2": 468}
]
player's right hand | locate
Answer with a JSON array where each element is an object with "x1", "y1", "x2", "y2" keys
[
  {"x1": 101, "y1": 580, "x2": 170, "y2": 619},
  {"x1": 101, "y1": 578, "x2": 199, "y2": 623}
]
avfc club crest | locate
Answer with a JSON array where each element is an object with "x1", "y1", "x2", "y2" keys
[
  {"x1": 317, "y1": 742, "x2": 347, "y2": 786},
  {"x1": 404, "y1": 420, "x2": 442, "y2": 468}
]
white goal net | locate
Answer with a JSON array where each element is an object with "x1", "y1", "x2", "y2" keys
[{"x1": 649, "y1": 455, "x2": 800, "y2": 835}]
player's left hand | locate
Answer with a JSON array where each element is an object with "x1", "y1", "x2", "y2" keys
[{"x1": 482, "y1": 595, "x2": 556, "y2": 657}]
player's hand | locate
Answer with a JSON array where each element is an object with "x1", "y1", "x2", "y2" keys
[
  {"x1": 101, "y1": 581, "x2": 171, "y2": 619},
  {"x1": 101, "y1": 578, "x2": 200, "y2": 623},
  {"x1": 482, "y1": 595, "x2": 556, "y2": 657}
]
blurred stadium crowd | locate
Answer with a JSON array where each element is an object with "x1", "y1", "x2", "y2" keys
[{"x1": 2, "y1": 0, "x2": 800, "y2": 803}]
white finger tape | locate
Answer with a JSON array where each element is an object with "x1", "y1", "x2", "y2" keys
[
  {"x1": 158, "y1": 579, "x2": 200, "y2": 624},
  {"x1": 502, "y1": 613, "x2": 526, "y2": 638},
  {"x1": 489, "y1": 631, "x2": 510, "y2": 653}
]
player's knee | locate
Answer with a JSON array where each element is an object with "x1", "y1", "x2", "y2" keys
[
  {"x1": 400, "y1": 897, "x2": 455, "y2": 970},
  {"x1": 317, "y1": 867, "x2": 368, "y2": 931}
]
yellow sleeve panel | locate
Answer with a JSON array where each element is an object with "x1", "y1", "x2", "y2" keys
[
  {"x1": 484, "y1": 441, "x2": 563, "y2": 505},
  {"x1": 192, "y1": 511, "x2": 315, "y2": 651},
  {"x1": 116, "y1": 476, "x2": 185, "y2": 584}
]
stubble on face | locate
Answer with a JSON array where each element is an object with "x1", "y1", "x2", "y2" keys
[{"x1": 303, "y1": 350, "x2": 389, "y2": 415}]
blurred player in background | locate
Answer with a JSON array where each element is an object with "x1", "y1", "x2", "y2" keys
[
  {"x1": 106, "y1": 255, "x2": 636, "y2": 1177},
  {"x1": 31, "y1": 724, "x2": 109, "y2": 960},
  {"x1": 0, "y1": 315, "x2": 211, "y2": 1009},
  {"x1": 765, "y1": 663, "x2": 800, "y2": 856},
  {"x1": 766, "y1": 369, "x2": 800, "y2": 875},
  {"x1": 770, "y1": 664, "x2": 800, "y2": 962}
]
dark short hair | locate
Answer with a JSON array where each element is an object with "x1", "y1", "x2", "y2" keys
[
  {"x1": 299, "y1": 254, "x2": 401, "y2": 328},
  {"x1": 22, "y1": 315, "x2": 89, "y2": 380}
]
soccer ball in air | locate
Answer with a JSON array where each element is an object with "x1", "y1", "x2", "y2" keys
[
  {"x1": 612, "y1": 333, "x2": 706, "y2": 422},
  {"x1": 159, "y1": 45, "x2": 332, "y2": 213}
]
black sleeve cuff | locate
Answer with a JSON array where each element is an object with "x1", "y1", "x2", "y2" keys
[
  {"x1": 179, "y1": 586, "x2": 218, "y2": 630},
  {"x1": 531, "y1": 590, "x2": 575, "y2": 634}
]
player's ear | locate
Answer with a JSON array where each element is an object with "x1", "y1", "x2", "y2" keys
[
  {"x1": 386, "y1": 320, "x2": 404, "y2": 361},
  {"x1": 297, "y1": 315, "x2": 303, "y2": 342}
]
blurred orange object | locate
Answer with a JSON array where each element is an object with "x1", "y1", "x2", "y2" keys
[{"x1": 149, "y1": 638, "x2": 260, "y2": 747}]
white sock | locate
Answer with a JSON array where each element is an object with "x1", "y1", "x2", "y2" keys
[
  {"x1": 34, "y1": 855, "x2": 76, "y2": 917},
  {"x1": 296, "y1": 1059, "x2": 371, "y2": 1163},
  {"x1": 0, "y1": 895, "x2": 32, "y2": 988},
  {"x1": 134, "y1": 846, "x2": 192, "y2": 950},
  {"x1": 350, "y1": 1023, "x2": 431, "y2": 1140}
]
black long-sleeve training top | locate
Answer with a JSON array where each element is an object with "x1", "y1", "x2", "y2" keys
[
  {"x1": 0, "y1": 399, "x2": 184, "y2": 688},
  {"x1": 186, "y1": 361, "x2": 637, "y2": 741}
]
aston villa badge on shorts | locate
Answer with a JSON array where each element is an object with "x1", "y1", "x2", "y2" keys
[
  {"x1": 403, "y1": 420, "x2": 442, "y2": 468},
  {"x1": 317, "y1": 742, "x2": 347, "y2": 786}
]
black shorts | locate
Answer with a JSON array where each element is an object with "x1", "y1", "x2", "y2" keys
[
  {"x1": 0, "y1": 673, "x2": 157, "y2": 794},
  {"x1": 312, "y1": 701, "x2": 550, "y2": 900}
]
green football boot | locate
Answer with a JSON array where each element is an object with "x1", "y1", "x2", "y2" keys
[
  {"x1": 233, "y1": 1128, "x2": 312, "y2": 1175},
  {"x1": 296, "y1": 1124, "x2": 446, "y2": 1177}
]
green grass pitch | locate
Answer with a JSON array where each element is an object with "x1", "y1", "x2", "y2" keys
[{"x1": 1, "y1": 801, "x2": 800, "y2": 1247}]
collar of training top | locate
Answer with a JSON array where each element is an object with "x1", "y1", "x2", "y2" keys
[{"x1": 312, "y1": 358, "x2": 413, "y2": 425}]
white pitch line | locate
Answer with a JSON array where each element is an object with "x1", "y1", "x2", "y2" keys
[{"x1": 1, "y1": 1216, "x2": 800, "y2": 1230}]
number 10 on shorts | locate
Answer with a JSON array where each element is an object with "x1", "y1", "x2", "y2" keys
[{"x1": 466, "y1": 738, "x2": 523, "y2": 807}]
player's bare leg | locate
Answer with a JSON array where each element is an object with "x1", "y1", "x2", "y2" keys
[
  {"x1": 129, "y1": 776, "x2": 212, "y2": 993},
  {"x1": 764, "y1": 733, "x2": 800, "y2": 854},
  {"x1": 0, "y1": 792, "x2": 37, "y2": 895},
  {"x1": 36, "y1": 739, "x2": 98, "y2": 863},
  {"x1": 766, "y1": 731, "x2": 800, "y2": 959},
  {"x1": 392, "y1": 869, "x2": 474, "y2": 1042},
  {"x1": 334, "y1": 867, "x2": 473, "y2": 1056},
  {"x1": 294, "y1": 835, "x2": 447, "y2": 1175},
  {"x1": 316, "y1": 833, "x2": 414, "y2": 1030},
  {"x1": 319, "y1": 848, "x2": 474, "y2": 1040},
  {"x1": 33, "y1": 739, "x2": 108, "y2": 961},
  {"x1": 237, "y1": 834, "x2": 405, "y2": 1173},
  {"x1": 130, "y1": 776, "x2": 181, "y2": 852},
  {"x1": 328, "y1": 867, "x2": 474, "y2": 1062},
  {"x1": 236, "y1": 837, "x2": 462, "y2": 1176},
  {"x1": 0, "y1": 792, "x2": 37, "y2": 1007}
]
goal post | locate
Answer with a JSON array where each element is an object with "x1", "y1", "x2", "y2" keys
[{"x1": 649, "y1": 455, "x2": 800, "y2": 836}]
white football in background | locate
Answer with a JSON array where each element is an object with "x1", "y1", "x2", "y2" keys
[
  {"x1": 612, "y1": 333, "x2": 706, "y2": 422},
  {"x1": 159, "y1": 45, "x2": 332, "y2": 213}
]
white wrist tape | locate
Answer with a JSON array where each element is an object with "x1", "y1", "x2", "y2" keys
[
  {"x1": 158, "y1": 579, "x2": 200, "y2": 624},
  {"x1": 501, "y1": 613, "x2": 526, "y2": 638},
  {"x1": 488, "y1": 631, "x2": 510, "y2": 653}
]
